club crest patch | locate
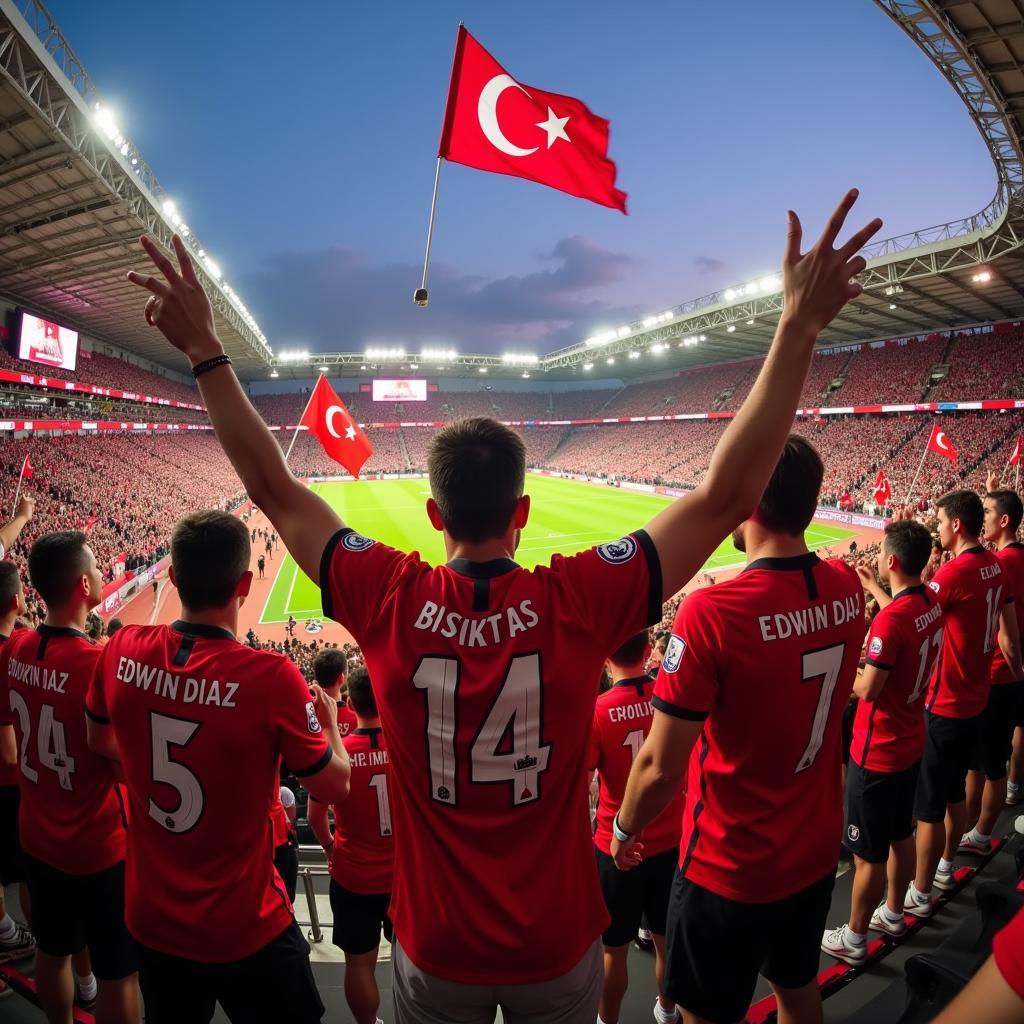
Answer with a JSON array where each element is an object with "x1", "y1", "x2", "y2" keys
[
  {"x1": 848, "y1": 824, "x2": 860, "y2": 842},
  {"x1": 342, "y1": 532, "x2": 375, "y2": 553},
  {"x1": 305, "y1": 702, "x2": 322, "y2": 734},
  {"x1": 928, "y1": 581, "x2": 940, "y2": 593},
  {"x1": 868, "y1": 636, "x2": 883, "y2": 657},
  {"x1": 596, "y1": 536, "x2": 637, "y2": 564},
  {"x1": 663, "y1": 634, "x2": 686, "y2": 673}
]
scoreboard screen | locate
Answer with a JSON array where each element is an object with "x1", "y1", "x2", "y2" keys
[{"x1": 372, "y1": 379, "x2": 427, "y2": 402}]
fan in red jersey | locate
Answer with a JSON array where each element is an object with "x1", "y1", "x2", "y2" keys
[
  {"x1": 86, "y1": 511, "x2": 351, "y2": 1024},
  {"x1": 613, "y1": 437, "x2": 866, "y2": 1024},
  {"x1": 821, "y1": 519, "x2": 942, "y2": 965},
  {"x1": 308, "y1": 666, "x2": 394, "y2": 1024},
  {"x1": 959, "y1": 485, "x2": 1024, "y2": 854},
  {"x1": 907, "y1": 490, "x2": 1018, "y2": 915},
  {"x1": 0, "y1": 532, "x2": 139, "y2": 1022},
  {"x1": 312, "y1": 647, "x2": 357, "y2": 738},
  {"x1": 128, "y1": 190, "x2": 881, "y2": 1020},
  {"x1": 587, "y1": 631, "x2": 682, "y2": 1024}
]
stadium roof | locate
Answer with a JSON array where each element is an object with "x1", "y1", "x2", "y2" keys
[{"x1": 0, "y1": 0, "x2": 1024, "y2": 384}]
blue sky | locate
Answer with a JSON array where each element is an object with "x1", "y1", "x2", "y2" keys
[{"x1": 49, "y1": 1, "x2": 994, "y2": 356}]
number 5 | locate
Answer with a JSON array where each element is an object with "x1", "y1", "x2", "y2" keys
[{"x1": 149, "y1": 711, "x2": 204, "y2": 834}]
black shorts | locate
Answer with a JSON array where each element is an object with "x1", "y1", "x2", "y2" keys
[
  {"x1": 845, "y1": 759, "x2": 919, "y2": 863},
  {"x1": 273, "y1": 841, "x2": 298, "y2": 903},
  {"x1": 137, "y1": 920, "x2": 322, "y2": 1024},
  {"x1": 24, "y1": 855, "x2": 137, "y2": 980},
  {"x1": 664, "y1": 871, "x2": 835, "y2": 1024},
  {"x1": 914, "y1": 711, "x2": 981, "y2": 822},
  {"x1": 970, "y1": 682, "x2": 1024, "y2": 781},
  {"x1": 841, "y1": 698, "x2": 858, "y2": 767},
  {"x1": 596, "y1": 846, "x2": 677, "y2": 946},
  {"x1": 0, "y1": 785, "x2": 25, "y2": 885},
  {"x1": 329, "y1": 879, "x2": 393, "y2": 956}
]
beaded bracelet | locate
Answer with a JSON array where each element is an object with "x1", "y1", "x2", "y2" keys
[{"x1": 191, "y1": 354, "x2": 232, "y2": 379}]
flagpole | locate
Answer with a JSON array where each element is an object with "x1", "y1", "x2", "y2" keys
[
  {"x1": 10, "y1": 456, "x2": 28, "y2": 517},
  {"x1": 283, "y1": 379, "x2": 322, "y2": 467},
  {"x1": 904, "y1": 445, "x2": 929, "y2": 508},
  {"x1": 414, "y1": 157, "x2": 445, "y2": 308}
]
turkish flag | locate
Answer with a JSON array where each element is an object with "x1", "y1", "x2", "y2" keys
[
  {"x1": 298, "y1": 377, "x2": 373, "y2": 478},
  {"x1": 439, "y1": 27, "x2": 627, "y2": 212},
  {"x1": 872, "y1": 470, "x2": 891, "y2": 506},
  {"x1": 926, "y1": 423, "x2": 958, "y2": 461},
  {"x1": 19, "y1": 455, "x2": 32, "y2": 481},
  {"x1": 840, "y1": 492, "x2": 854, "y2": 510},
  {"x1": 1010, "y1": 434, "x2": 1022, "y2": 467}
]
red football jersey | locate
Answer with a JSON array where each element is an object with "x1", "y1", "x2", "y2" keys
[
  {"x1": 0, "y1": 625, "x2": 125, "y2": 874},
  {"x1": 321, "y1": 527, "x2": 662, "y2": 984},
  {"x1": 86, "y1": 621, "x2": 330, "y2": 962},
  {"x1": 337, "y1": 701, "x2": 357, "y2": 738},
  {"x1": 322, "y1": 726, "x2": 394, "y2": 895},
  {"x1": 991, "y1": 542, "x2": 1024, "y2": 685},
  {"x1": 654, "y1": 554, "x2": 864, "y2": 903},
  {"x1": 269, "y1": 762, "x2": 289, "y2": 847},
  {"x1": 0, "y1": 633, "x2": 19, "y2": 789},
  {"x1": 994, "y1": 905, "x2": 1024, "y2": 1000},
  {"x1": 852, "y1": 585, "x2": 943, "y2": 773},
  {"x1": 926, "y1": 547, "x2": 1010, "y2": 718},
  {"x1": 588, "y1": 676, "x2": 683, "y2": 856}
]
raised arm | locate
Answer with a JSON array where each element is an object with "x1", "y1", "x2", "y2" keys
[
  {"x1": 0, "y1": 495, "x2": 35, "y2": 558},
  {"x1": 645, "y1": 191, "x2": 882, "y2": 599},
  {"x1": 127, "y1": 236, "x2": 342, "y2": 582}
]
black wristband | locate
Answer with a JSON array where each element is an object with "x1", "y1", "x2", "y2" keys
[{"x1": 192, "y1": 354, "x2": 231, "y2": 379}]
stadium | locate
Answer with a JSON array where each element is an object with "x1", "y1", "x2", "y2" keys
[{"x1": 2, "y1": 0, "x2": 1024, "y2": 1021}]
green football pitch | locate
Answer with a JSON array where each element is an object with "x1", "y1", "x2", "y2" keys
[{"x1": 259, "y1": 475, "x2": 856, "y2": 624}]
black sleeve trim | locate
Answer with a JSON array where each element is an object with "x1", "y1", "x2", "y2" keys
[
  {"x1": 864, "y1": 658, "x2": 894, "y2": 671},
  {"x1": 319, "y1": 528, "x2": 352, "y2": 621},
  {"x1": 651, "y1": 694, "x2": 708, "y2": 722},
  {"x1": 85, "y1": 706, "x2": 110, "y2": 725},
  {"x1": 1006, "y1": 596, "x2": 1015, "y2": 606},
  {"x1": 634, "y1": 528, "x2": 663, "y2": 627},
  {"x1": 291, "y1": 746, "x2": 333, "y2": 779}
]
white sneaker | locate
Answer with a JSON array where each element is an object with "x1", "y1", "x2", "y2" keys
[
  {"x1": 933, "y1": 865, "x2": 956, "y2": 891},
  {"x1": 903, "y1": 887, "x2": 934, "y2": 919},
  {"x1": 821, "y1": 924, "x2": 867, "y2": 966},
  {"x1": 0, "y1": 922, "x2": 35, "y2": 963},
  {"x1": 958, "y1": 831, "x2": 992, "y2": 856},
  {"x1": 1007, "y1": 784, "x2": 1021, "y2": 806},
  {"x1": 869, "y1": 902, "x2": 907, "y2": 937}
]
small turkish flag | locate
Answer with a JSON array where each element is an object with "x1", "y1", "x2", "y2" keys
[
  {"x1": 926, "y1": 423, "x2": 958, "y2": 461},
  {"x1": 1010, "y1": 434, "x2": 1022, "y2": 467},
  {"x1": 439, "y1": 26, "x2": 627, "y2": 212},
  {"x1": 872, "y1": 470, "x2": 891, "y2": 506},
  {"x1": 298, "y1": 377, "x2": 373, "y2": 478},
  {"x1": 19, "y1": 455, "x2": 32, "y2": 481},
  {"x1": 840, "y1": 492, "x2": 854, "y2": 510}
]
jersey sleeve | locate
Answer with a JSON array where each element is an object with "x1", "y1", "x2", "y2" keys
[
  {"x1": 319, "y1": 528, "x2": 417, "y2": 641},
  {"x1": 864, "y1": 607, "x2": 901, "y2": 672},
  {"x1": 993, "y1": 905, "x2": 1024, "y2": 1000},
  {"x1": 652, "y1": 593, "x2": 719, "y2": 721},
  {"x1": 927, "y1": 560, "x2": 962, "y2": 610},
  {"x1": 273, "y1": 660, "x2": 332, "y2": 778},
  {"x1": 553, "y1": 531, "x2": 663, "y2": 648},
  {"x1": 85, "y1": 642, "x2": 111, "y2": 724}
]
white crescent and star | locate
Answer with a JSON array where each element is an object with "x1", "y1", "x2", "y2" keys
[
  {"x1": 477, "y1": 74, "x2": 570, "y2": 157},
  {"x1": 935, "y1": 430, "x2": 949, "y2": 451},
  {"x1": 326, "y1": 405, "x2": 359, "y2": 442}
]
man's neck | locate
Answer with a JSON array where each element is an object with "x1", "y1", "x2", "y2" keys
[
  {"x1": 949, "y1": 535, "x2": 982, "y2": 558},
  {"x1": 44, "y1": 603, "x2": 89, "y2": 632},
  {"x1": 179, "y1": 607, "x2": 237, "y2": 637},
  {"x1": 744, "y1": 532, "x2": 811, "y2": 564},
  {"x1": 994, "y1": 531, "x2": 1019, "y2": 551},
  {"x1": 0, "y1": 612, "x2": 17, "y2": 638},
  {"x1": 356, "y1": 714, "x2": 381, "y2": 729},
  {"x1": 324, "y1": 685, "x2": 343, "y2": 701},
  {"x1": 890, "y1": 573, "x2": 923, "y2": 597},
  {"x1": 445, "y1": 538, "x2": 517, "y2": 563},
  {"x1": 608, "y1": 664, "x2": 647, "y2": 684}
]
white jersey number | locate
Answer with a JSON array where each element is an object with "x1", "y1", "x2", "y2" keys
[
  {"x1": 8, "y1": 694, "x2": 75, "y2": 790},
  {"x1": 414, "y1": 653, "x2": 552, "y2": 807},
  {"x1": 796, "y1": 643, "x2": 847, "y2": 774},
  {"x1": 622, "y1": 729, "x2": 645, "y2": 763},
  {"x1": 369, "y1": 773, "x2": 393, "y2": 837},
  {"x1": 984, "y1": 586, "x2": 1004, "y2": 655},
  {"x1": 910, "y1": 629, "x2": 943, "y2": 704},
  {"x1": 148, "y1": 712, "x2": 204, "y2": 834}
]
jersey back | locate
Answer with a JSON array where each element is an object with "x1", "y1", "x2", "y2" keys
[
  {"x1": 926, "y1": 547, "x2": 1009, "y2": 717},
  {"x1": 654, "y1": 554, "x2": 864, "y2": 903},
  {"x1": 321, "y1": 527, "x2": 662, "y2": 984},
  {"x1": 0, "y1": 626, "x2": 124, "y2": 875},
  {"x1": 853, "y1": 585, "x2": 943, "y2": 772},
  {"x1": 86, "y1": 622, "x2": 330, "y2": 962}
]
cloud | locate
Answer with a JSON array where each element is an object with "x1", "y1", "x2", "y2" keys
[
  {"x1": 237, "y1": 236, "x2": 641, "y2": 355},
  {"x1": 694, "y1": 254, "x2": 726, "y2": 274}
]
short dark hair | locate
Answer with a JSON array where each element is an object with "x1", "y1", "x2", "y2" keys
[
  {"x1": 935, "y1": 489, "x2": 983, "y2": 538},
  {"x1": 313, "y1": 647, "x2": 348, "y2": 688},
  {"x1": 171, "y1": 511, "x2": 250, "y2": 611},
  {"x1": 987, "y1": 488, "x2": 1024, "y2": 532},
  {"x1": 756, "y1": 435, "x2": 824, "y2": 537},
  {"x1": 28, "y1": 531, "x2": 90, "y2": 607},
  {"x1": 427, "y1": 417, "x2": 526, "y2": 542},
  {"x1": 106, "y1": 617, "x2": 124, "y2": 636},
  {"x1": 883, "y1": 519, "x2": 933, "y2": 576},
  {"x1": 346, "y1": 665, "x2": 377, "y2": 718},
  {"x1": 608, "y1": 631, "x2": 649, "y2": 667},
  {"x1": 0, "y1": 561, "x2": 21, "y2": 614}
]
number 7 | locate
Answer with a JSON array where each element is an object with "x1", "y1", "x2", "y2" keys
[{"x1": 796, "y1": 643, "x2": 846, "y2": 774}]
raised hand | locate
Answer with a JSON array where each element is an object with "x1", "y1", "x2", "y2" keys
[
  {"x1": 856, "y1": 564, "x2": 876, "y2": 591},
  {"x1": 986, "y1": 470, "x2": 1000, "y2": 493},
  {"x1": 783, "y1": 190, "x2": 883, "y2": 335},
  {"x1": 15, "y1": 494, "x2": 34, "y2": 522},
  {"x1": 309, "y1": 682, "x2": 339, "y2": 733},
  {"x1": 127, "y1": 235, "x2": 223, "y2": 366}
]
